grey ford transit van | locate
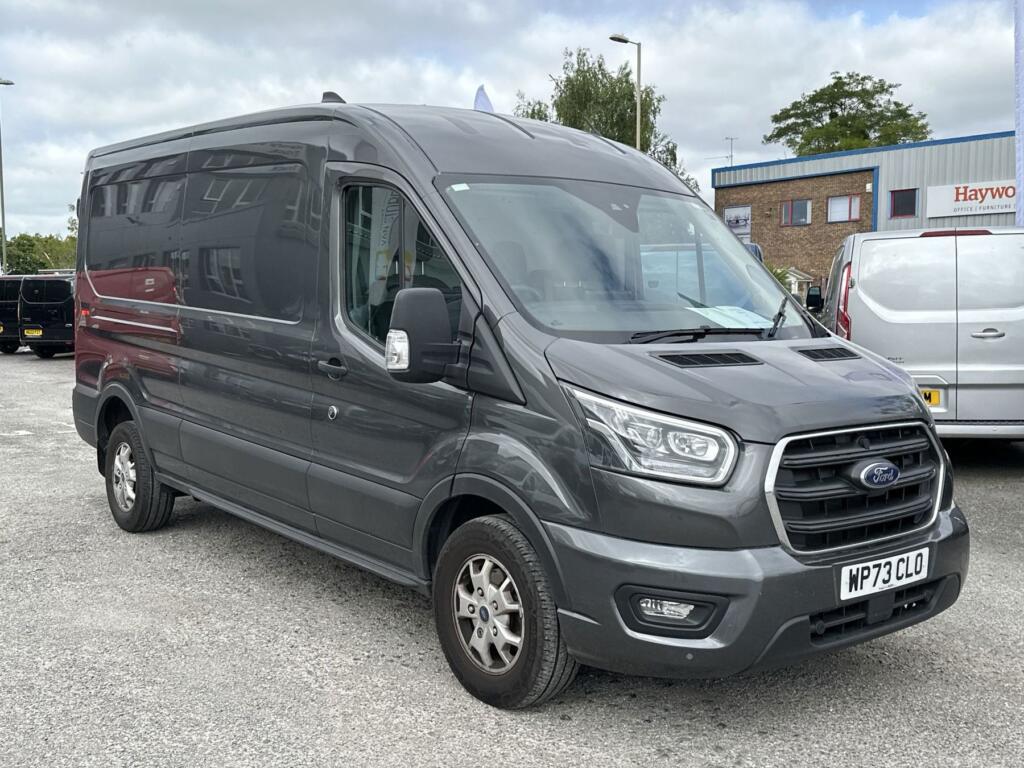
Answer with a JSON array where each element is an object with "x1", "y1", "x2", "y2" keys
[{"x1": 73, "y1": 101, "x2": 968, "y2": 708}]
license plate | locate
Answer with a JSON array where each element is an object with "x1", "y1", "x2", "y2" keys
[
  {"x1": 0, "y1": 323, "x2": 4, "y2": 333},
  {"x1": 24, "y1": 328, "x2": 43, "y2": 337},
  {"x1": 919, "y1": 388, "x2": 941, "y2": 407},
  {"x1": 840, "y1": 547, "x2": 929, "y2": 601}
]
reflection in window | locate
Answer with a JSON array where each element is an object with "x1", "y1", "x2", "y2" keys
[{"x1": 201, "y1": 247, "x2": 248, "y2": 301}]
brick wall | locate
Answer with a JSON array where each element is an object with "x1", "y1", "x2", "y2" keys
[{"x1": 714, "y1": 170, "x2": 874, "y2": 281}]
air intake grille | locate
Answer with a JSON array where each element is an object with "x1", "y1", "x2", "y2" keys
[
  {"x1": 810, "y1": 578, "x2": 942, "y2": 645},
  {"x1": 798, "y1": 347, "x2": 860, "y2": 361},
  {"x1": 658, "y1": 352, "x2": 760, "y2": 369},
  {"x1": 769, "y1": 423, "x2": 941, "y2": 554}
]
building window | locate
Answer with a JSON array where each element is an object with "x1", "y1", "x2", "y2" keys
[
  {"x1": 827, "y1": 194, "x2": 861, "y2": 223},
  {"x1": 781, "y1": 199, "x2": 811, "y2": 226},
  {"x1": 890, "y1": 188, "x2": 918, "y2": 218}
]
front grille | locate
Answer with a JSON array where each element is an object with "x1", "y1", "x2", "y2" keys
[
  {"x1": 658, "y1": 351, "x2": 760, "y2": 369},
  {"x1": 769, "y1": 423, "x2": 942, "y2": 553},
  {"x1": 810, "y1": 578, "x2": 941, "y2": 644}
]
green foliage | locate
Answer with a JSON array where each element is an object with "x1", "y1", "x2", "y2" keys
[
  {"x1": 763, "y1": 71, "x2": 931, "y2": 156},
  {"x1": 3, "y1": 230, "x2": 77, "y2": 275},
  {"x1": 765, "y1": 263, "x2": 792, "y2": 286},
  {"x1": 514, "y1": 48, "x2": 698, "y2": 191}
]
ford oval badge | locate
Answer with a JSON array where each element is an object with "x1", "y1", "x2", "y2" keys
[{"x1": 858, "y1": 460, "x2": 901, "y2": 490}]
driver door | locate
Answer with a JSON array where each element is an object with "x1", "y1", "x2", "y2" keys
[{"x1": 308, "y1": 174, "x2": 473, "y2": 569}]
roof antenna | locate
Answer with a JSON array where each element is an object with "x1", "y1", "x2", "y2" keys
[{"x1": 322, "y1": 91, "x2": 345, "y2": 104}]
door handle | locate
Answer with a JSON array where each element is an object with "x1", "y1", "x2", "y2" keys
[
  {"x1": 971, "y1": 328, "x2": 1006, "y2": 339},
  {"x1": 317, "y1": 358, "x2": 348, "y2": 379}
]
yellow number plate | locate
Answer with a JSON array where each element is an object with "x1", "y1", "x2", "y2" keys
[
  {"x1": 919, "y1": 388, "x2": 941, "y2": 407},
  {"x1": 24, "y1": 328, "x2": 43, "y2": 337}
]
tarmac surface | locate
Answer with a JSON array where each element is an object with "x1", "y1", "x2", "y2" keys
[{"x1": 1, "y1": 351, "x2": 1022, "y2": 767}]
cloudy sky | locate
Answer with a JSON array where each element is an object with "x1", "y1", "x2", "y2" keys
[{"x1": 0, "y1": 0, "x2": 1015, "y2": 235}]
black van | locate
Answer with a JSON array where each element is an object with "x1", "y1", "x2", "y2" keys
[
  {"x1": 0, "y1": 275, "x2": 23, "y2": 354},
  {"x1": 73, "y1": 101, "x2": 969, "y2": 708},
  {"x1": 20, "y1": 274, "x2": 76, "y2": 357}
]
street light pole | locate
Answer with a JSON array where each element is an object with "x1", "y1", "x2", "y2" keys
[
  {"x1": 609, "y1": 34, "x2": 642, "y2": 150},
  {"x1": 0, "y1": 78, "x2": 12, "y2": 276}
]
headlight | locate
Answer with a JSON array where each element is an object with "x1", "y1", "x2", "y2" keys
[{"x1": 566, "y1": 387, "x2": 738, "y2": 485}]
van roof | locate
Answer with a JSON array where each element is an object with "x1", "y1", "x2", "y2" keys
[
  {"x1": 89, "y1": 103, "x2": 691, "y2": 194},
  {"x1": 847, "y1": 226, "x2": 1024, "y2": 244}
]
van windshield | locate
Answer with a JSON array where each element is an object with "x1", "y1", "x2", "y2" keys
[{"x1": 441, "y1": 176, "x2": 810, "y2": 342}]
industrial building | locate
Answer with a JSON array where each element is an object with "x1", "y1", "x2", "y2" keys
[{"x1": 712, "y1": 130, "x2": 1016, "y2": 282}]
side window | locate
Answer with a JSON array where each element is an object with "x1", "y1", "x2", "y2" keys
[
  {"x1": 179, "y1": 163, "x2": 311, "y2": 321},
  {"x1": 824, "y1": 245, "x2": 846, "y2": 309},
  {"x1": 343, "y1": 185, "x2": 462, "y2": 345},
  {"x1": 86, "y1": 174, "x2": 186, "y2": 302}
]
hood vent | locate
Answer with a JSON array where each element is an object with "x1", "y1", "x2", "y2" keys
[
  {"x1": 798, "y1": 347, "x2": 860, "y2": 361},
  {"x1": 658, "y1": 351, "x2": 761, "y2": 369}
]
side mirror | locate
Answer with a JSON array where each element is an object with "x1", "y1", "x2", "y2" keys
[
  {"x1": 805, "y1": 285, "x2": 824, "y2": 312},
  {"x1": 385, "y1": 287, "x2": 459, "y2": 383},
  {"x1": 745, "y1": 243, "x2": 764, "y2": 263}
]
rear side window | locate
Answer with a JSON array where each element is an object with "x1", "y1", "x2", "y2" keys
[
  {"x1": 0, "y1": 280, "x2": 20, "y2": 302},
  {"x1": 86, "y1": 174, "x2": 186, "y2": 302},
  {"x1": 178, "y1": 164, "x2": 310, "y2": 321},
  {"x1": 343, "y1": 185, "x2": 462, "y2": 344},
  {"x1": 21, "y1": 280, "x2": 46, "y2": 302},
  {"x1": 857, "y1": 237, "x2": 955, "y2": 312},
  {"x1": 46, "y1": 280, "x2": 73, "y2": 302}
]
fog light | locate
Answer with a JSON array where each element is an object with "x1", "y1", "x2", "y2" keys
[{"x1": 636, "y1": 597, "x2": 695, "y2": 622}]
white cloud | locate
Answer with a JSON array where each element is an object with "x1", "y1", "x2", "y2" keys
[{"x1": 0, "y1": 0, "x2": 1014, "y2": 234}]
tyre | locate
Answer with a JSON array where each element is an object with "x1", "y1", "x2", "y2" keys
[
  {"x1": 104, "y1": 421, "x2": 175, "y2": 532},
  {"x1": 433, "y1": 515, "x2": 578, "y2": 708},
  {"x1": 32, "y1": 346, "x2": 56, "y2": 359},
  {"x1": 0, "y1": 341, "x2": 18, "y2": 354}
]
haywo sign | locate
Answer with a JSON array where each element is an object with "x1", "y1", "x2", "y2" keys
[{"x1": 926, "y1": 179, "x2": 1017, "y2": 218}]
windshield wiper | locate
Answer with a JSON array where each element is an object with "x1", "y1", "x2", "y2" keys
[
  {"x1": 629, "y1": 326, "x2": 767, "y2": 344},
  {"x1": 765, "y1": 296, "x2": 789, "y2": 339}
]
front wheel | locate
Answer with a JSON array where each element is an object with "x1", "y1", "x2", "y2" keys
[
  {"x1": 0, "y1": 342, "x2": 18, "y2": 355},
  {"x1": 433, "y1": 515, "x2": 578, "y2": 708}
]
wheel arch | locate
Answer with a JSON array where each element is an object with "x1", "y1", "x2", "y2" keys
[
  {"x1": 94, "y1": 383, "x2": 152, "y2": 474},
  {"x1": 412, "y1": 473, "x2": 571, "y2": 608}
]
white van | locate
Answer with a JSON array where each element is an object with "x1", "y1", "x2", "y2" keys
[{"x1": 821, "y1": 227, "x2": 1024, "y2": 438}]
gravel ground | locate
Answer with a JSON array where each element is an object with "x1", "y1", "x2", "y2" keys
[{"x1": 1, "y1": 352, "x2": 1022, "y2": 767}]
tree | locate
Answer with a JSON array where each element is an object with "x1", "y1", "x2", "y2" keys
[
  {"x1": 2, "y1": 212, "x2": 78, "y2": 275},
  {"x1": 515, "y1": 48, "x2": 698, "y2": 190},
  {"x1": 763, "y1": 71, "x2": 931, "y2": 156},
  {"x1": 5, "y1": 234, "x2": 48, "y2": 275}
]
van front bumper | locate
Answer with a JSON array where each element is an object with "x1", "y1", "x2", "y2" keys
[{"x1": 547, "y1": 506, "x2": 969, "y2": 679}]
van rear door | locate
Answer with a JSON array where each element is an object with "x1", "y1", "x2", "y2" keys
[
  {"x1": 955, "y1": 231, "x2": 1024, "y2": 422},
  {"x1": 850, "y1": 234, "x2": 958, "y2": 419}
]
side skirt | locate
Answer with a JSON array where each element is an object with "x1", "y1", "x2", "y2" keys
[{"x1": 155, "y1": 471, "x2": 431, "y2": 595}]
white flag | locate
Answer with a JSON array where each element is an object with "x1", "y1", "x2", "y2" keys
[
  {"x1": 474, "y1": 85, "x2": 494, "y2": 113},
  {"x1": 1016, "y1": 0, "x2": 1023, "y2": 225}
]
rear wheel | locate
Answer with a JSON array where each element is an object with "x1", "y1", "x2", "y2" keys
[
  {"x1": 0, "y1": 342, "x2": 18, "y2": 355},
  {"x1": 104, "y1": 421, "x2": 175, "y2": 532},
  {"x1": 433, "y1": 515, "x2": 578, "y2": 708},
  {"x1": 32, "y1": 346, "x2": 56, "y2": 359}
]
